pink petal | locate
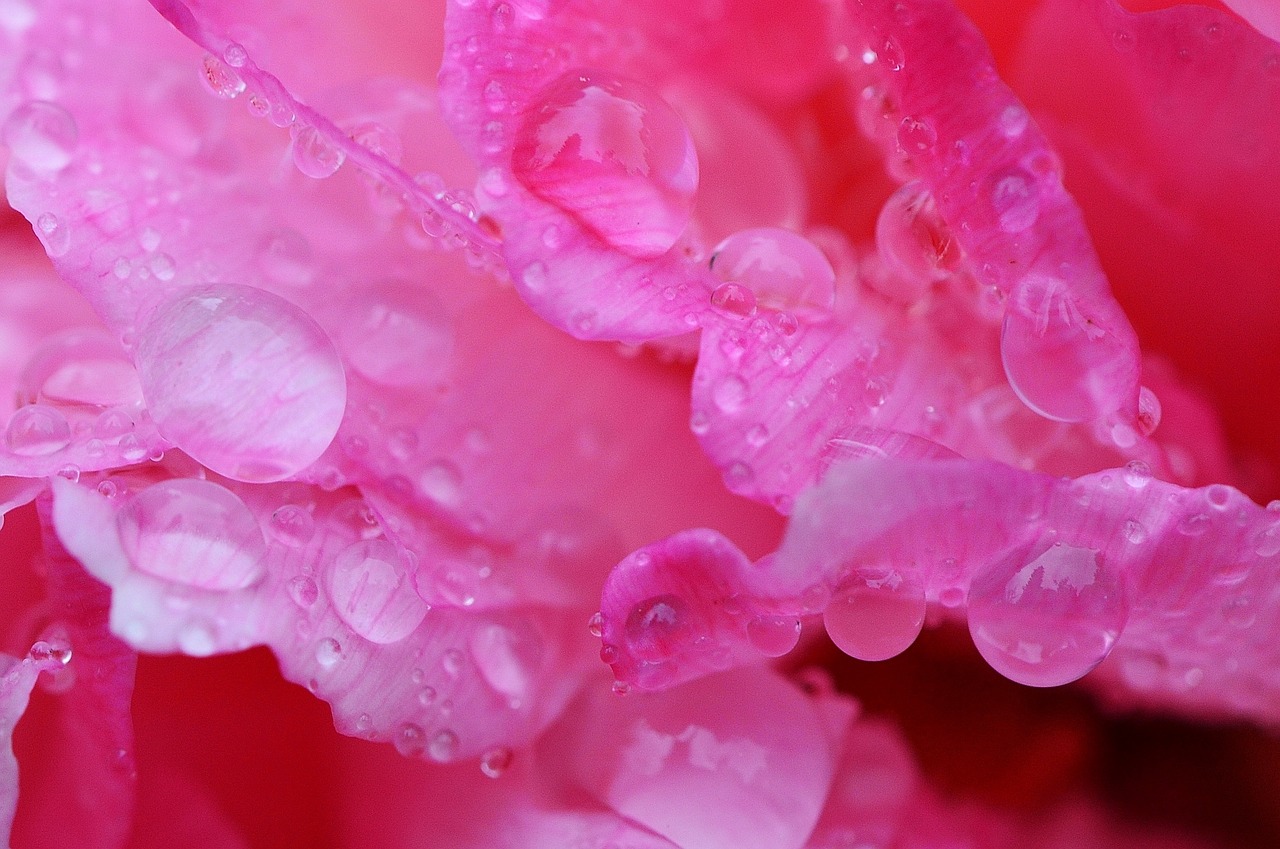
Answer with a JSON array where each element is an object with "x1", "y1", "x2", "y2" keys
[{"x1": 0, "y1": 656, "x2": 43, "y2": 847}]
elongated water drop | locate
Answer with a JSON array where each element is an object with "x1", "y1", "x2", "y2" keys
[
  {"x1": 326, "y1": 539, "x2": 428, "y2": 644},
  {"x1": 512, "y1": 70, "x2": 698, "y2": 258},
  {"x1": 1001, "y1": 274, "x2": 1131, "y2": 423},
  {"x1": 292, "y1": 124, "x2": 345, "y2": 178},
  {"x1": 875, "y1": 181, "x2": 958, "y2": 298},
  {"x1": 116, "y1": 479, "x2": 267, "y2": 590},
  {"x1": 967, "y1": 541, "x2": 1127, "y2": 687},
  {"x1": 135, "y1": 285, "x2": 346, "y2": 482},
  {"x1": 710, "y1": 227, "x2": 834, "y2": 312},
  {"x1": 3, "y1": 100, "x2": 77, "y2": 172},
  {"x1": 823, "y1": 569, "x2": 925, "y2": 662}
]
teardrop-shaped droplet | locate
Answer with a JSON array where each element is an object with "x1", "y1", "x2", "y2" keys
[
  {"x1": 3, "y1": 100, "x2": 77, "y2": 172},
  {"x1": 1001, "y1": 274, "x2": 1131, "y2": 424},
  {"x1": 745, "y1": 615, "x2": 801, "y2": 658},
  {"x1": 116, "y1": 478, "x2": 267, "y2": 590},
  {"x1": 292, "y1": 124, "x2": 345, "y2": 179},
  {"x1": 967, "y1": 541, "x2": 1127, "y2": 687},
  {"x1": 874, "y1": 181, "x2": 958, "y2": 297},
  {"x1": 823, "y1": 569, "x2": 926, "y2": 662},
  {"x1": 512, "y1": 69, "x2": 698, "y2": 258},
  {"x1": 5, "y1": 405, "x2": 71, "y2": 456},
  {"x1": 710, "y1": 227, "x2": 835, "y2": 312},
  {"x1": 326, "y1": 539, "x2": 429, "y2": 645},
  {"x1": 135, "y1": 284, "x2": 346, "y2": 482},
  {"x1": 200, "y1": 54, "x2": 245, "y2": 99},
  {"x1": 710, "y1": 281, "x2": 757, "y2": 318}
]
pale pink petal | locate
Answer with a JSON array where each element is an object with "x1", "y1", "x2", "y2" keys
[
  {"x1": 1222, "y1": 0, "x2": 1280, "y2": 42},
  {"x1": 0, "y1": 655, "x2": 43, "y2": 848}
]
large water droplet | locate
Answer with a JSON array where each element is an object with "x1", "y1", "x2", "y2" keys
[
  {"x1": 823, "y1": 569, "x2": 926, "y2": 662},
  {"x1": 1001, "y1": 274, "x2": 1130, "y2": 423},
  {"x1": 326, "y1": 539, "x2": 428, "y2": 644},
  {"x1": 135, "y1": 284, "x2": 346, "y2": 482},
  {"x1": 292, "y1": 124, "x2": 345, "y2": 179},
  {"x1": 745, "y1": 615, "x2": 801, "y2": 657},
  {"x1": 116, "y1": 479, "x2": 267, "y2": 590},
  {"x1": 968, "y1": 541, "x2": 1127, "y2": 687},
  {"x1": 710, "y1": 227, "x2": 835, "y2": 312},
  {"x1": 5, "y1": 405, "x2": 71, "y2": 456},
  {"x1": 625, "y1": 594, "x2": 698, "y2": 663},
  {"x1": 875, "y1": 181, "x2": 958, "y2": 297},
  {"x1": 3, "y1": 100, "x2": 77, "y2": 172},
  {"x1": 512, "y1": 69, "x2": 698, "y2": 258},
  {"x1": 470, "y1": 624, "x2": 542, "y2": 706}
]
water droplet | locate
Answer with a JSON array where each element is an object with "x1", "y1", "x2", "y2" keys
[
  {"x1": 428, "y1": 729, "x2": 460, "y2": 762},
  {"x1": 3, "y1": 100, "x2": 77, "y2": 171},
  {"x1": 5, "y1": 405, "x2": 71, "y2": 455},
  {"x1": 292, "y1": 124, "x2": 345, "y2": 179},
  {"x1": 1122, "y1": 519, "x2": 1147, "y2": 545},
  {"x1": 480, "y1": 746, "x2": 513, "y2": 778},
  {"x1": 625, "y1": 594, "x2": 698, "y2": 662},
  {"x1": 340, "y1": 292, "x2": 452, "y2": 387},
  {"x1": 988, "y1": 167, "x2": 1040, "y2": 233},
  {"x1": 394, "y1": 723, "x2": 426, "y2": 757},
  {"x1": 968, "y1": 541, "x2": 1128, "y2": 687},
  {"x1": 896, "y1": 115, "x2": 935, "y2": 153},
  {"x1": 1254, "y1": 523, "x2": 1280, "y2": 557},
  {"x1": 35, "y1": 212, "x2": 70, "y2": 257},
  {"x1": 418, "y1": 686, "x2": 437, "y2": 706},
  {"x1": 326, "y1": 539, "x2": 429, "y2": 644},
  {"x1": 271, "y1": 505, "x2": 315, "y2": 547},
  {"x1": 1178, "y1": 512, "x2": 1210, "y2": 536},
  {"x1": 149, "y1": 252, "x2": 175, "y2": 281},
  {"x1": 116, "y1": 479, "x2": 267, "y2": 590},
  {"x1": 1112, "y1": 29, "x2": 1135, "y2": 52},
  {"x1": 419, "y1": 460, "x2": 463, "y2": 507},
  {"x1": 1205, "y1": 484, "x2": 1232, "y2": 510},
  {"x1": 289, "y1": 575, "x2": 319, "y2": 607},
  {"x1": 710, "y1": 227, "x2": 835, "y2": 312},
  {"x1": 710, "y1": 281, "x2": 757, "y2": 318},
  {"x1": 998, "y1": 105, "x2": 1029, "y2": 137},
  {"x1": 712, "y1": 375, "x2": 748, "y2": 413},
  {"x1": 1137, "y1": 386, "x2": 1161, "y2": 436},
  {"x1": 512, "y1": 70, "x2": 698, "y2": 258},
  {"x1": 442, "y1": 648, "x2": 465, "y2": 677},
  {"x1": 879, "y1": 36, "x2": 904, "y2": 71},
  {"x1": 746, "y1": 615, "x2": 801, "y2": 657},
  {"x1": 199, "y1": 54, "x2": 245, "y2": 99},
  {"x1": 315, "y1": 637, "x2": 342, "y2": 667},
  {"x1": 588, "y1": 611, "x2": 604, "y2": 637},
  {"x1": 257, "y1": 229, "x2": 314, "y2": 286},
  {"x1": 470, "y1": 624, "x2": 541, "y2": 705},
  {"x1": 1001, "y1": 274, "x2": 1129, "y2": 423},
  {"x1": 874, "y1": 181, "x2": 958, "y2": 295},
  {"x1": 135, "y1": 285, "x2": 346, "y2": 482},
  {"x1": 746, "y1": 424, "x2": 768, "y2": 446},
  {"x1": 177, "y1": 622, "x2": 217, "y2": 657},
  {"x1": 823, "y1": 569, "x2": 925, "y2": 662},
  {"x1": 222, "y1": 42, "x2": 248, "y2": 68},
  {"x1": 1122, "y1": 460, "x2": 1151, "y2": 489}
]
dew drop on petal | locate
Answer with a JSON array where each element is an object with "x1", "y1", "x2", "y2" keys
[
  {"x1": 745, "y1": 615, "x2": 801, "y2": 657},
  {"x1": 896, "y1": 115, "x2": 936, "y2": 153},
  {"x1": 710, "y1": 281, "x2": 757, "y2": 318},
  {"x1": 199, "y1": 54, "x2": 245, "y2": 100},
  {"x1": 326, "y1": 539, "x2": 429, "y2": 645},
  {"x1": 967, "y1": 541, "x2": 1127, "y2": 687},
  {"x1": 5, "y1": 405, "x2": 71, "y2": 456},
  {"x1": 394, "y1": 723, "x2": 426, "y2": 757},
  {"x1": 315, "y1": 636, "x2": 342, "y2": 667},
  {"x1": 270, "y1": 504, "x2": 315, "y2": 547},
  {"x1": 35, "y1": 212, "x2": 70, "y2": 257},
  {"x1": 339, "y1": 292, "x2": 452, "y2": 387},
  {"x1": 429, "y1": 729, "x2": 460, "y2": 762},
  {"x1": 289, "y1": 575, "x2": 319, "y2": 608},
  {"x1": 712, "y1": 375, "x2": 748, "y2": 413},
  {"x1": 625, "y1": 594, "x2": 698, "y2": 663},
  {"x1": 116, "y1": 479, "x2": 267, "y2": 590},
  {"x1": 135, "y1": 284, "x2": 346, "y2": 483},
  {"x1": 987, "y1": 167, "x2": 1040, "y2": 233},
  {"x1": 1001, "y1": 274, "x2": 1129, "y2": 423},
  {"x1": 292, "y1": 124, "x2": 345, "y2": 179},
  {"x1": 480, "y1": 746, "x2": 513, "y2": 778},
  {"x1": 512, "y1": 69, "x2": 699, "y2": 258},
  {"x1": 3, "y1": 100, "x2": 77, "y2": 171},
  {"x1": 823, "y1": 570, "x2": 926, "y2": 662},
  {"x1": 1136, "y1": 385, "x2": 1162, "y2": 436},
  {"x1": 710, "y1": 227, "x2": 835, "y2": 312},
  {"x1": 875, "y1": 181, "x2": 958, "y2": 294}
]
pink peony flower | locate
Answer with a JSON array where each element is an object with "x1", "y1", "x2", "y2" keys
[{"x1": 0, "y1": 0, "x2": 1278, "y2": 846}]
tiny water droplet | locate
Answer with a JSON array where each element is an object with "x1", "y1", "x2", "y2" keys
[
  {"x1": 1178, "y1": 513, "x2": 1210, "y2": 536},
  {"x1": 289, "y1": 575, "x2": 319, "y2": 607},
  {"x1": 222, "y1": 42, "x2": 248, "y2": 68},
  {"x1": 896, "y1": 115, "x2": 935, "y2": 153},
  {"x1": 1123, "y1": 460, "x2": 1151, "y2": 489},
  {"x1": 587, "y1": 611, "x2": 604, "y2": 637},
  {"x1": 712, "y1": 375, "x2": 748, "y2": 413},
  {"x1": 35, "y1": 212, "x2": 70, "y2": 256},
  {"x1": 480, "y1": 746, "x2": 513, "y2": 778},
  {"x1": 988, "y1": 167, "x2": 1040, "y2": 233},
  {"x1": 710, "y1": 281, "x2": 757, "y2": 318},
  {"x1": 394, "y1": 723, "x2": 426, "y2": 757},
  {"x1": 428, "y1": 729, "x2": 460, "y2": 762},
  {"x1": 271, "y1": 504, "x2": 315, "y2": 547},
  {"x1": 292, "y1": 125, "x2": 345, "y2": 179},
  {"x1": 625, "y1": 594, "x2": 697, "y2": 662}
]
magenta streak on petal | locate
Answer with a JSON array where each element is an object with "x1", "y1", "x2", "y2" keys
[
  {"x1": 144, "y1": 0, "x2": 498, "y2": 259},
  {"x1": 603, "y1": 457, "x2": 1280, "y2": 718},
  {"x1": 836, "y1": 0, "x2": 1141, "y2": 426}
]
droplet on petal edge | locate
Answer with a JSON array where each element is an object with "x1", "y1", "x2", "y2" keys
[
  {"x1": 710, "y1": 227, "x2": 835, "y2": 313},
  {"x1": 511, "y1": 69, "x2": 699, "y2": 258}
]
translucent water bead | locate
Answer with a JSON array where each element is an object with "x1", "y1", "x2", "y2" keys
[
  {"x1": 967, "y1": 541, "x2": 1128, "y2": 687},
  {"x1": 709, "y1": 227, "x2": 835, "y2": 313},
  {"x1": 1001, "y1": 274, "x2": 1133, "y2": 423},
  {"x1": 326, "y1": 539, "x2": 429, "y2": 645},
  {"x1": 512, "y1": 69, "x2": 699, "y2": 258},
  {"x1": 874, "y1": 181, "x2": 959, "y2": 301},
  {"x1": 822, "y1": 568, "x2": 926, "y2": 662},
  {"x1": 116, "y1": 478, "x2": 267, "y2": 590},
  {"x1": 2, "y1": 100, "x2": 78, "y2": 172},
  {"x1": 135, "y1": 285, "x2": 346, "y2": 482}
]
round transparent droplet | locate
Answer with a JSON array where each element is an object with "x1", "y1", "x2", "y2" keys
[
  {"x1": 968, "y1": 541, "x2": 1128, "y2": 687},
  {"x1": 710, "y1": 227, "x2": 835, "y2": 312},
  {"x1": 5, "y1": 405, "x2": 71, "y2": 456},
  {"x1": 35, "y1": 212, "x2": 71, "y2": 257},
  {"x1": 712, "y1": 375, "x2": 748, "y2": 413},
  {"x1": 987, "y1": 167, "x2": 1040, "y2": 233},
  {"x1": 746, "y1": 615, "x2": 801, "y2": 658},
  {"x1": 512, "y1": 69, "x2": 699, "y2": 258},
  {"x1": 1001, "y1": 274, "x2": 1131, "y2": 423},
  {"x1": 271, "y1": 505, "x2": 315, "y2": 547},
  {"x1": 199, "y1": 54, "x2": 245, "y2": 100},
  {"x1": 875, "y1": 181, "x2": 958, "y2": 297},
  {"x1": 289, "y1": 575, "x2": 319, "y2": 607},
  {"x1": 394, "y1": 723, "x2": 426, "y2": 757},
  {"x1": 3, "y1": 100, "x2": 77, "y2": 172},
  {"x1": 710, "y1": 282, "x2": 757, "y2": 318},
  {"x1": 292, "y1": 124, "x2": 345, "y2": 179},
  {"x1": 823, "y1": 570, "x2": 926, "y2": 662},
  {"x1": 326, "y1": 538, "x2": 429, "y2": 644},
  {"x1": 116, "y1": 478, "x2": 267, "y2": 590},
  {"x1": 625, "y1": 594, "x2": 698, "y2": 663},
  {"x1": 135, "y1": 285, "x2": 346, "y2": 482},
  {"x1": 315, "y1": 637, "x2": 342, "y2": 667},
  {"x1": 428, "y1": 729, "x2": 460, "y2": 762},
  {"x1": 480, "y1": 746, "x2": 513, "y2": 778}
]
